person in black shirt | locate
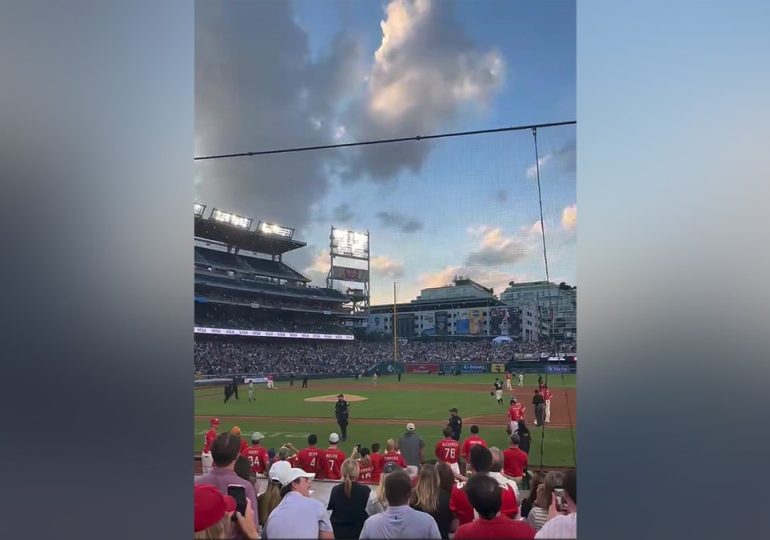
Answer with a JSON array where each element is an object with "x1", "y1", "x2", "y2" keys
[
  {"x1": 532, "y1": 389, "x2": 545, "y2": 426},
  {"x1": 335, "y1": 394, "x2": 350, "y2": 442},
  {"x1": 224, "y1": 383, "x2": 234, "y2": 403},
  {"x1": 327, "y1": 459, "x2": 370, "y2": 539},
  {"x1": 302, "y1": 373, "x2": 308, "y2": 388},
  {"x1": 289, "y1": 372, "x2": 295, "y2": 387},
  {"x1": 231, "y1": 376, "x2": 239, "y2": 400},
  {"x1": 493, "y1": 378, "x2": 504, "y2": 405},
  {"x1": 517, "y1": 420, "x2": 531, "y2": 454},
  {"x1": 447, "y1": 408, "x2": 463, "y2": 441}
]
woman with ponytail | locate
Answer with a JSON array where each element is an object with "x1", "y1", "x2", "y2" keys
[{"x1": 327, "y1": 458, "x2": 370, "y2": 539}]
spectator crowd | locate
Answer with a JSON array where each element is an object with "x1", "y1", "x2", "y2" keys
[{"x1": 195, "y1": 421, "x2": 577, "y2": 539}]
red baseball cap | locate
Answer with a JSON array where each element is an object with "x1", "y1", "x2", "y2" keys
[
  {"x1": 210, "y1": 417, "x2": 220, "y2": 426},
  {"x1": 194, "y1": 484, "x2": 236, "y2": 532}
]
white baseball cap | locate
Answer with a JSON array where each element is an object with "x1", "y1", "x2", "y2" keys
[
  {"x1": 269, "y1": 460, "x2": 291, "y2": 483},
  {"x1": 329, "y1": 432, "x2": 340, "y2": 443},
  {"x1": 251, "y1": 432, "x2": 264, "y2": 442},
  {"x1": 406, "y1": 422, "x2": 416, "y2": 431},
  {"x1": 280, "y1": 467, "x2": 315, "y2": 486}
]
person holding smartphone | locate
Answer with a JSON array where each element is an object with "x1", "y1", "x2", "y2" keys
[
  {"x1": 534, "y1": 469, "x2": 576, "y2": 539},
  {"x1": 194, "y1": 484, "x2": 259, "y2": 540}
]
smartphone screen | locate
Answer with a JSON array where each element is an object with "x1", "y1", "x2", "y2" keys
[
  {"x1": 553, "y1": 488, "x2": 567, "y2": 512},
  {"x1": 227, "y1": 484, "x2": 247, "y2": 520}
]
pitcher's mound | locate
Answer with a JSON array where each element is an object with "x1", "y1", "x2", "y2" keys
[{"x1": 304, "y1": 394, "x2": 368, "y2": 403}]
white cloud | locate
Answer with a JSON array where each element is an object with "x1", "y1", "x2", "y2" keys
[
  {"x1": 371, "y1": 255, "x2": 405, "y2": 278},
  {"x1": 465, "y1": 225, "x2": 531, "y2": 266},
  {"x1": 561, "y1": 204, "x2": 577, "y2": 231},
  {"x1": 339, "y1": 0, "x2": 505, "y2": 180},
  {"x1": 526, "y1": 154, "x2": 552, "y2": 179}
]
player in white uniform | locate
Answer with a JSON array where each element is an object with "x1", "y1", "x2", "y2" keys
[
  {"x1": 248, "y1": 381, "x2": 255, "y2": 402},
  {"x1": 266, "y1": 375, "x2": 274, "y2": 389},
  {"x1": 373, "y1": 372, "x2": 378, "y2": 386},
  {"x1": 518, "y1": 372, "x2": 524, "y2": 386},
  {"x1": 505, "y1": 372, "x2": 513, "y2": 391}
]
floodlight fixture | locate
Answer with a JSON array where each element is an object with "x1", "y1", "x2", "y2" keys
[
  {"x1": 331, "y1": 228, "x2": 369, "y2": 259},
  {"x1": 256, "y1": 221, "x2": 294, "y2": 239},
  {"x1": 210, "y1": 208, "x2": 253, "y2": 230},
  {"x1": 194, "y1": 203, "x2": 206, "y2": 218}
]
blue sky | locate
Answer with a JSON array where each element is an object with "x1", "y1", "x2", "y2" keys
[{"x1": 195, "y1": 0, "x2": 576, "y2": 304}]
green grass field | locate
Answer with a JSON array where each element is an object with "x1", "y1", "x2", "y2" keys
[{"x1": 194, "y1": 373, "x2": 576, "y2": 467}]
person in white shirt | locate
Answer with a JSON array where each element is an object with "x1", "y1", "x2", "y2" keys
[
  {"x1": 535, "y1": 469, "x2": 576, "y2": 539},
  {"x1": 263, "y1": 467, "x2": 334, "y2": 539},
  {"x1": 248, "y1": 381, "x2": 255, "y2": 402}
]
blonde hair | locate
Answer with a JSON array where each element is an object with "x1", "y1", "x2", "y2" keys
[
  {"x1": 341, "y1": 458, "x2": 360, "y2": 498},
  {"x1": 258, "y1": 479, "x2": 283, "y2": 526},
  {"x1": 194, "y1": 515, "x2": 231, "y2": 539},
  {"x1": 386, "y1": 438, "x2": 396, "y2": 452},
  {"x1": 375, "y1": 471, "x2": 390, "y2": 507},
  {"x1": 411, "y1": 463, "x2": 439, "y2": 514}
]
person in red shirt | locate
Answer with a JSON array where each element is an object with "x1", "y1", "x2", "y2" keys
[
  {"x1": 356, "y1": 447, "x2": 375, "y2": 483},
  {"x1": 505, "y1": 371, "x2": 513, "y2": 391},
  {"x1": 242, "y1": 431, "x2": 269, "y2": 475},
  {"x1": 461, "y1": 425, "x2": 488, "y2": 461},
  {"x1": 450, "y1": 445, "x2": 519, "y2": 525},
  {"x1": 230, "y1": 426, "x2": 249, "y2": 455},
  {"x1": 453, "y1": 474, "x2": 535, "y2": 539},
  {"x1": 322, "y1": 432, "x2": 346, "y2": 480},
  {"x1": 201, "y1": 417, "x2": 219, "y2": 474},
  {"x1": 502, "y1": 433, "x2": 528, "y2": 481},
  {"x1": 542, "y1": 384, "x2": 553, "y2": 423},
  {"x1": 369, "y1": 442, "x2": 384, "y2": 483},
  {"x1": 508, "y1": 398, "x2": 527, "y2": 435},
  {"x1": 294, "y1": 433, "x2": 325, "y2": 475},
  {"x1": 435, "y1": 426, "x2": 462, "y2": 478},
  {"x1": 382, "y1": 438, "x2": 407, "y2": 469}
]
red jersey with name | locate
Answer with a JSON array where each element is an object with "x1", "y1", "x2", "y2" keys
[
  {"x1": 502, "y1": 446, "x2": 528, "y2": 478},
  {"x1": 449, "y1": 477, "x2": 519, "y2": 525},
  {"x1": 370, "y1": 452, "x2": 384, "y2": 483},
  {"x1": 382, "y1": 450, "x2": 407, "y2": 469},
  {"x1": 542, "y1": 388, "x2": 552, "y2": 401},
  {"x1": 203, "y1": 428, "x2": 217, "y2": 453},
  {"x1": 508, "y1": 403, "x2": 526, "y2": 422},
  {"x1": 322, "y1": 447, "x2": 346, "y2": 480},
  {"x1": 357, "y1": 458, "x2": 375, "y2": 483},
  {"x1": 435, "y1": 437, "x2": 461, "y2": 464},
  {"x1": 453, "y1": 514, "x2": 535, "y2": 540},
  {"x1": 297, "y1": 445, "x2": 325, "y2": 475},
  {"x1": 242, "y1": 444, "x2": 269, "y2": 474},
  {"x1": 461, "y1": 435, "x2": 488, "y2": 459}
]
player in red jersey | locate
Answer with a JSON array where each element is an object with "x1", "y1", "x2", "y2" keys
[
  {"x1": 542, "y1": 384, "x2": 553, "y2": 423},
  {"x1": 507, "y1": 398, "x2": 526, "y2": 435},
  {"x1": 242, "y1": 432, "x2": 269, "y2": 475},
  {"x1": 322, "y1": 432, "x2": 346, "y2": 480},
  {"x1": 461, "y1": 425, "x2": 488, "y2": 461},
  {"x1": 502, "y1": 433, "x2": 528, "y2": 481},
  {"x1": 294, "y1": 433, "x2": 325, "y2": 475},
  {"x1": 356, "y1": 447, "x2": 375, "y2": 483},
  {"x1": 505, "y1": 371, "x2": 513, "y2": 391},
  {"x1": 382, "y1": 439, "x2": 407, "y2": 469},
  {"x1": 435, "y1": 427, "x2": 462, "y2": 478},
  {"x1": 201, "y1": 417, "x2": 219, "y2": 474},
  {"x1": 369, "y1": 442, "x2": 384, "y2": 483},
  {"x1": 450, "y1": 446, "x2": 518, "y2": 525},
  {"x1": 230, "y1": 426, "x2": 249, "y2": 454}
]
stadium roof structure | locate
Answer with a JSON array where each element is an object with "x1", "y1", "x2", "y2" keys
[{"x1": 195, "y1": 216, "x2": 306, "y2": 256}]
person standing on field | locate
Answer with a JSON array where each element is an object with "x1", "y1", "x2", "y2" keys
[
  {"x1": 335, "y1": 394, "x2": 350, "y2": 442},
  {"x1": 248, "y1": 381, "x2": 255, "y2": 402},
  {"x1": 201, "y1": 417, "x2": 220, "y2": 474},
  {"x1": 542, "y1": 384, "x2": 553, "y2": 423},
  {"x1": 532, "y1": 390, "x2": 545, "y2": 427}
]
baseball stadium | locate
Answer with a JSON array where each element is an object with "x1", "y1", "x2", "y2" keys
[{"x1": 193, "y1": 206, "x2": 577, "y2": 529}]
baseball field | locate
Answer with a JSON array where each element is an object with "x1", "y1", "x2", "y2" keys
[{"x1": 194, "y1": 372, "x2": 576, "y2": 468}]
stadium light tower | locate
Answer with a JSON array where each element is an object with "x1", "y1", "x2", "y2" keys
[{"x1": 327, "y1": 226, "x2": 370, "y2": 316}]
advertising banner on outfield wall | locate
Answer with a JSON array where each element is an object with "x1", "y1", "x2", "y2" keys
[
  {"x1": 435, "y1": 311, "x2": 448, "y2": 335},
  {"x1": 490, "y1": 363, "x2": 506, "y2": 373},
  {"x1": 406, "y1": 363, "x2": 439, "y2": 374},
  {"x1": 461, "y1": 362, "x2": 487, "y2": 373}
]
